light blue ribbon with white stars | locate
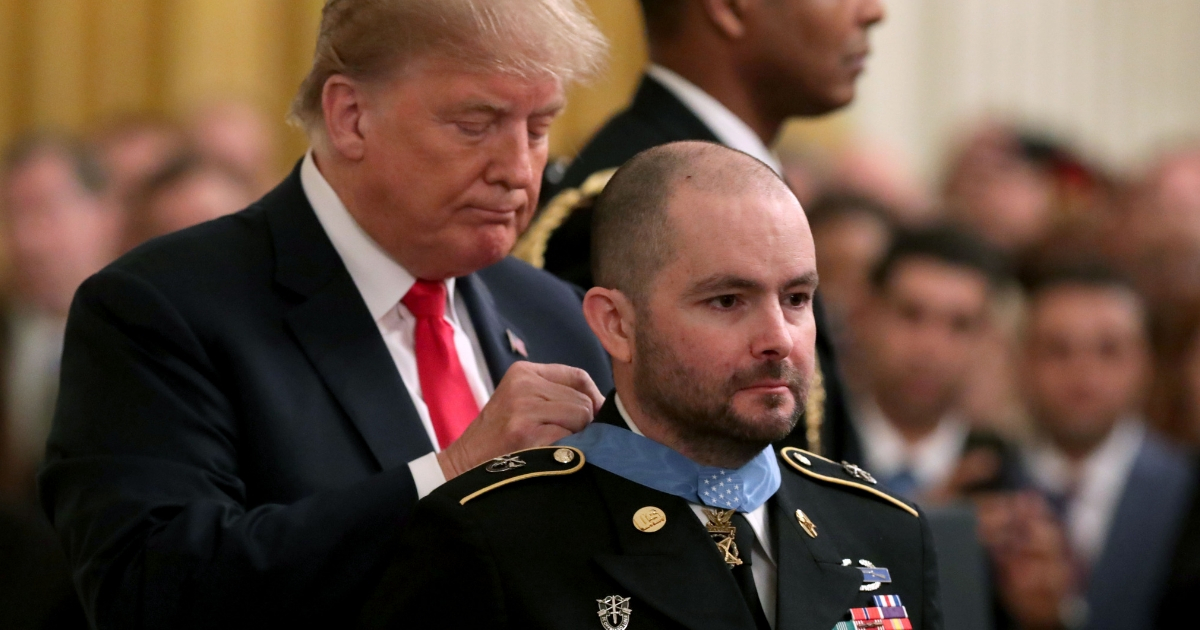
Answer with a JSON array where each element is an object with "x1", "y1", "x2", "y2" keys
[{"x1": 556, "y1": 422, "x2": 780, "y2": 512}]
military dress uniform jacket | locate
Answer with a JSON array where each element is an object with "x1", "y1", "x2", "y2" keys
[
  {"x1": 362, "y1": 399, "x2": 942, "y2": 630},
  {"x1": 526, "y1": 73, "x2": 862, "y2": 464}
]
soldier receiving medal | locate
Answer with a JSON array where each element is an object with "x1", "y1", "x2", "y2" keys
[{"x1": 361, "y1": 142, "x2": 942, "y2": 630}]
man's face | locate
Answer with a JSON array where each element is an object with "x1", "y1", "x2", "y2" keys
[
  {"x1": 1023, "y1": 286, "x2": 1148, "y2": 453},
  {"x1": 633, "y1": 183, "x2": 818, "y2": 456},
  {"x1": 745, "y1": 0, "x2": 885, "y2": 116},
  {"x1": 867, "y1": 258, "x2": 990, "y2": 425},
  {"x1": 1, "y1": 152, "x2": 117, "y2": 315},
  {"x1": 140, "y1": 171, "x2": 255, "y2": 243},
  {"x1": 352, "y1": 57, "x2": 564, "y2": 279}
]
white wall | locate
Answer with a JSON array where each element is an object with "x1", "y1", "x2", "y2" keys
[{"x1": 850, "y1": 0, "x2": 1200, "y2": 182}]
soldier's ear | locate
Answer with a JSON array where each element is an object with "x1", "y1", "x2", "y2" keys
[
  {"x1": 700, "y1": 0, "x2": 751, "y2": 39},
  {"x1": 582, "y1": 287, "x2": 635, "y2": 364}
]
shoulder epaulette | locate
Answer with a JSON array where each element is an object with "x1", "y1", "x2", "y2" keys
[
  {"x1": 778, "y1": 447, "x2": 918, "y2": 518},
  {"x1": 512, "y1": 168, "x2": 618, "y2": 268},
  {"x1": 454, "y1": 446, "x2": 585, "y2": 505}
]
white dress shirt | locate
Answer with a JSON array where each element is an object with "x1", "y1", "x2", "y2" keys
[
  {"x1": 1024, "y1": 419, "x2": 1144, "y2": 566},
  {"x1": 300, "y1": 151, "x2": 495, "y2": 498},
  {"x1": 4, "y1": 308, "x2": 66, "y2": 465},
  {"x1": 646, "y1": 64, "x2": 784, "y2": 175},
  {"x1": 855, "y1": 401, "x2": 970, "y2": 495},
  {"x1": 616, "y1": 395, "x2": 779, "y2": 628}
]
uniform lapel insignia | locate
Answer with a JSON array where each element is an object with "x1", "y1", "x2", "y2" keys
[
  {"x1": 506, "y1": 329, "x2": 528, "y2": 358},
  {"x1": 795, "y1": 509, "x2": 818, "y2": 538},
  {"x1": 596, "y1": 595, "x2": 632, "y2": 630}
]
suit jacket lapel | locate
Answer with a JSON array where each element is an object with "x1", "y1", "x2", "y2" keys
[
  {"x1": 590, "y1": 467, "x2": 757, "y2": 630},
  {"x1": 457, "y1": 272, "x2": 519, "y2": 383},
  {"x1": 267, "y1": 165, "x2": 433, "y2": 470},
  {"x1": 630, "y1": 76, "x2": 723, "y2": 144},
  {"x1": 771, "y1": 472, "x2": 864, "y2": 630}
]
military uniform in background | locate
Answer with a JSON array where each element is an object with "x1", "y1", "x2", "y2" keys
[
  {"x1": 516, "y1": 74, "x2": 862, "y2": 464},
  {"x1": 362, "y1": 397, "x2": 941, "y2": 630}
]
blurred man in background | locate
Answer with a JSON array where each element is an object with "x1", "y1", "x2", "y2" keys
[
  {"x1": 0, "y1": 135, "x2": 107, "y2": 630},
  {"x1": 122, "y1": 153, "x2": 258, "y2": 250},
  {"x1": 806, "y1": 192, "x2": 894, "y2": 396},
  {"x1": 0, "y1": 136, "x2": 120, "y2": 501},
  {"x1": 186, "y1": 100, "x2": 279, "y2": 197},
  {"x1": 92, "y1": 116, "x2": 186, "y2": 213},
  {"x1": 1020, "y1": 263, "x2": 1193, "y2": 630},
  {"x1": 855, "y1": 225, "x2": 1022, "y2": 503}
]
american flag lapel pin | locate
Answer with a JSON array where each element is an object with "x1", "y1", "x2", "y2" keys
[{"x1": 506, "y1": 329, "x2": 528, "y2": 358}]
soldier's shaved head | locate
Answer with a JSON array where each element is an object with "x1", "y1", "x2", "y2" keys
[{"x1": 591, "y1": 141, "x2": 794, "y2": 304}]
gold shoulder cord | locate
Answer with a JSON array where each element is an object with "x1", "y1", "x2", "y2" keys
[
  {"x1": 779, "y1": 447, "x2": 918, "y2": 518},
  {"x1": 805, "y1": 353, "x2": 825, "y2": 456},
  {"x1": 512, "y1": 168, "x2": 619, "y2": 268}
]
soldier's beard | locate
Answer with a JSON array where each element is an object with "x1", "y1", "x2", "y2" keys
[{"x1": 632, "y1": 322, "x2": 808, "y2": 469}]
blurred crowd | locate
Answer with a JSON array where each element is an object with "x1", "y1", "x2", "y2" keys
[
  {"x1": 3, "y1": 102, "x2": 1200, "y2": 628},
  {"x1": 795, "y1": 121, "x2": 1200, "y2": 628},
  {"x1": 0, "y1": 100, "x2": 276, "y2": 626}
]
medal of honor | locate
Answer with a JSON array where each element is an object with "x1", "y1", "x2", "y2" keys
[{"x1": 702, "y1": 507, "x2": 742, "y2": 567}]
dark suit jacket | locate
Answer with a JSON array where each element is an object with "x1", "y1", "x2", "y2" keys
[
  {"x1": 1081, "y1": 431, "x2": 1192, "y2": 630},
  {"x1": 362, "y1": 397, "x2": 942, "y2": 630},
  {"x1": 538, "y1": 74, "x2": 862, "y2": 464},
  {"x1": 38, "y1": 165, "x2": 613, "y2": 628}
]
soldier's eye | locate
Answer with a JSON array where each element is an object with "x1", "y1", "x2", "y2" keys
[{"x1": 712, "y1": 295, "x2": 739, "y2": 309}]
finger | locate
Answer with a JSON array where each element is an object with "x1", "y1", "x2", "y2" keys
[
  {"x1": 531, "y1": 379, "x2": 603, "y2": 415},
  {"x1": 531, "y1": 401, "x2": 595, "y2": 434},
  {"x1": 529, "y1": 364, "x2": 605, "y2": 409}
]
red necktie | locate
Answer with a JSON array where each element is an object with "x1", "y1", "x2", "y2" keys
[{"x1": 402, "y1": 280, "x2": 480, "y2": 449}]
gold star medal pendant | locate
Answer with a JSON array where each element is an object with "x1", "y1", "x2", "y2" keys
[{"x1": 702, "y1": 508, "x2": 742, "y2": 567}]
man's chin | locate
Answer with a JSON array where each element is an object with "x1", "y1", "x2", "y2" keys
[{"x1": 730, "y1": 397, "x2": 800, "y2": 442}]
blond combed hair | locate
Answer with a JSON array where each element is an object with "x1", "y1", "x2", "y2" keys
[{"x1": 289, "y1": 0, "x2": 609, "y2": 135}]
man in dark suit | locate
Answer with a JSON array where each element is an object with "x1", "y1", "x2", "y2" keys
[
  {"x1": 1019, "y1": 264, "x2": 1194, "y2": 630},
  {"x1": 518, "y1": 0, "x2": 886, "y2": 464},
  {"x1": 365, "y1": 142, "x2": 940, "y2": 630},
  {"x1": 39, "y1": 1, "x2": 613, "y2": 626}
]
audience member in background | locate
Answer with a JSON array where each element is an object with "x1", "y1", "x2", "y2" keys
[
  {"x1": 187, "y1": 100, "x2": 278, "y2": 196},
  {"x1": 855, "y1": 225, "x2": 1023, "y2": 503},
  {"x1": 0, "y1": 135, "x2": 103, "y2": 630},
  {"x1": 1108, "y1": 145, "x2": 1200, "y2": 334},
  {"x1": 1020, "y1": 262, "x2": 1193, "y2": 630},
  {"x1": 92, "y1": 115, "x2": 186, "y2": 211},
  {"x1": 942, "y1": 121, "x2": 1057, "y2": 257},
  {"x1": 123, "y1": 153, "x2": 258, "y2": 250},
  {"x1": 806, "y1": 192, "x2": 893, "y2": 394},
  {"x1": 0, "y1": 135, "x2": 120, "y2": 501},
  {"x1": 827, "y1": 139, "x2": 934, "y2": 224},
  {"x1": 853, "y1": 226, "x2": 1073, "y2": 630}
]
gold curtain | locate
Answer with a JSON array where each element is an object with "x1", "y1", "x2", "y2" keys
[
  {"x1": 0, "y1": 0, "x2": 845, "y2": 174},
  {"x1": 0, "y1": 0, "x2": 648, "y2": 173}
]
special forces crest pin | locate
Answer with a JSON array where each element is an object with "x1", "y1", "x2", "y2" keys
[{"x1": 597, "y1": 595, "x2": 632, "y2": 630}]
